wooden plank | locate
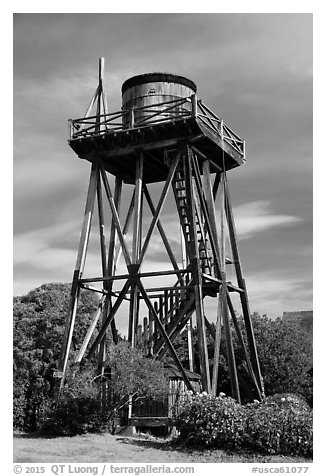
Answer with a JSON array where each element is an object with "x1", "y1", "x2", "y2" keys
[
  {"x1": 224, "y1": 180, "x2": 264, "y2": 396},
  {"x1": 128, "y1": 151, "x2": 144, "y2": 345},
  {"x1": 155, "y1": 301, "x2": 195, "y2": 359},
  {"x1": 139, "y1": 151, "x2": 180, "y2": 265},
  {"x1": 187, "y1": 319, "x2": 194, "y2": 372},
  {"x1": 227, "y1": 293, "x2": 262, "y2": 400},
  {"x1": 138, "y1": 281, "x2": 194, "y2": 392},
  {"x1": 96, "y1": 177, "x2": 110, "y2": 370},
  {"x1": 190, "y1": 150, "x2": 222, "y2": 280},
  {"x1": 87, "y1": 279, "x2": 131, "y2": 358},
  {"x1": 100, "y1": 164, "x2": 132, "y2": 267},
  {"x1": 143, "y1": 185, "x2": 182, "y2": 279},
  {"x1": 202, "y1": 159, "x2": 221, "y2": 272},
  {"x1": 57, "y1": 163, "x2": 98, "y2": 391},
  {"x1": 104, "y1": 175, "x2": 123, "y2": 345},
  {"x1": 183, "y1": 148, "x2": 211, "y2": 393},
  {"x1": 113, "y1": 189, "x2": 135, "y2": 273},
  {"x1": 220, "y1": 283, "x2": 241, "y2": 403},
  {"x1": 211, "y1": 290, "x2": 223, "y2": 396},
  {"x1": 75, "y1": 297, "x2": 106, "y2": 364}
]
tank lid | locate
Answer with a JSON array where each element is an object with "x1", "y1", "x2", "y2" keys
[{"x1": 121, "y1": 72, "x2": 197, "y2": 94}]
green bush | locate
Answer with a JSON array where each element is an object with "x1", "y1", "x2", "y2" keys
[
  {"x1": 173, "y1": 392, "x2": 312, "y2": 457},
  {"x1": 174, "y1": 392, "x2": 245, "y2": 448},
  {"x1": 41, "y1": 368, "x2": 110, "y2": 436},
  {"x1": 244, "y1": 394, "x2": 313, "y2": 457}
]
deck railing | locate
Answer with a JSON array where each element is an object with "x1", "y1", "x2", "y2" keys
[{"x1": 68, "y1": 95, "x2": 245, "y2": 156}]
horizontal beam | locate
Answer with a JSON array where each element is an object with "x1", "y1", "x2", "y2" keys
[
  {"x1": 80, "y1": 268, "x2": 190, "y2": 284},
  {"x1": 89, "y1": 134, "x2": 205, "y2": 159}
]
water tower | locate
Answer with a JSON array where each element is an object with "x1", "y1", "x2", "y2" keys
[{"x1": 58, "y1": 58, "x2": 264, "y2": 402}]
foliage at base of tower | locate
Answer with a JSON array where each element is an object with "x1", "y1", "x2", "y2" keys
[
  {"x1": 171, "y1": 313, "x2": 313, "y2": 406},
  {"x1": 174, "y1": 393, "x2": 246, "y2": 448},
  {"x1": 174, "y1": 393, "x2": 312, "y2": 457},
  {"x1": 105, "y1": 341, "x2": 169, "y2": 400},
  {"x1": 244, "y1": 394, "x2": 313, "y2": 457},
  {"x1": 13, "y1": 283, "x2": 100, "y2": 431},
  {"x1": 41, "y1": 344, "x2": 170, "y2": 437},
  {"x1": 41, "y1": 367, "x2": 110, "y2": 436}
]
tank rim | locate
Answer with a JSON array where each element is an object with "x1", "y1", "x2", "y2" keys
[{"x1": 121, "y1": 72, "x2": 197, "y2": 94}]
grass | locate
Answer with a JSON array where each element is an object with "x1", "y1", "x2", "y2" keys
[{"x1": 13, "y1": 432, "x2": 313, "y2": 463}]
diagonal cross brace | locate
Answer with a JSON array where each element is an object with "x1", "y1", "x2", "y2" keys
[
  {"x1": 138, "y1": 150, "x2": 181, "y2": 266},
  {"x1": 138, "y1": 280, "x2": 195, "y2": 392}
]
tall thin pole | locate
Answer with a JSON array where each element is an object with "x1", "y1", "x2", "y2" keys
[
  {"x1": 57, "y1": 163, "x2": 98, "y2": 390},
  {"x1": 224, "y1": 180, "x2": 264, "y2": 396},
  {"x1": 185, "y1": 147, "x2": 211, "y2": 393},
  {"x1": 128, "y1": 151, "x2": 144, "y2": 345}
]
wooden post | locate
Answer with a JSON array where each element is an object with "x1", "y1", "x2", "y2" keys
[
  {"x1": 128, "y1": 151, "x2": 144, "y2": 345},
  {"x1": 191, "y1": 94, "x2": 198, "y2": 117},
  {"x1": 105, "y1": 175, "x2": 123, "y2": 344},
  {"x1": 138, "y1": 282, "x2": 194, "y2": 392},
  {"x1": 227, "y1": 292, "x2": 262, "y2": 400},
  {"x1": 224, "y1": 179, "x2": 264, "y2": 396},
  {"x1": 202, "y1": 159, "x2": 223, "y2": 396},
  {"x1": 211, "y1": 291, "x2": 223, "y2": 396},
  {"x1": 148, "y1": 310, "x2": 154, "y2": 356},
  {"x1": 143, "y1": 185, "x2": 181, "y2": 278},
  {"x1": 184, "y1": 147, "x2": 211, "y2": 393},
  {"x1": 186, "y1": 319, "x2": 194, "y2": 372},
  {"x1": 87, "y1": 279, "x2": 131, "y2": 359},
  {"x1": 202, "y1": 159, "x2": 221, "y2": 270},
  {"x1": 221, "y1": 282, "x2": 241, "y2": 402},
  {"x1": 113, "y1": 190, "x2": 135, "y2": 273},
  {"x1": 97, "y1": 177, "x2": 109, "y2": 374},
  {"x1": 57, "y1": 163, "x2": 98, "y2": 390},
  {"x1": 139, "y1": 151, "x2": 180, "y2": 265},
  {"x1": 74, "y1": 297, "x2": 105, "y2": 364},
  {"x1": 99, "y1": 164, "x2": 132, "y2": 267}
]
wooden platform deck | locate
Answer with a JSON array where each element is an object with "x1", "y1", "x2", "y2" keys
[{"x1": 68, "y1": 103, "x2": 245, "y2": 184}]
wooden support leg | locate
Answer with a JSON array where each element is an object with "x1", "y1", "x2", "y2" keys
[
  {"x1": 220, "y1": 283, "x2": 241, "y2": 403},
  {"x1": 185, "y1": 148, "x2": 211, "y2": 393},
  {"x1": 57, "y1": 163, "x2": 98, "y2": 390},
  {"x1": 211, "y1": 291, "x2": 223, "y2": 396},
  {"x1": 224, "y1": 180, "x2": 264, "y2": 397},
  {"x1": 227, "y1": 293, "x2": 262, "y2": 400},
  {"x1": 139, "y1": 151, "x2": 180, "y2": 265},
  {"x1": 186, "y1": 319, "x2": 194, "y2": 372},
  {"x1": 143, "y1": 185, "x2": 181, "y2": 279},
  {"x1": 105, "y1": 175, "x2": 123, "y2": 346},
  {"x1": 128, "y1": 152, "x2": 143, "y2": 345},
  {"x1": 87, "y1": 279, "x2": 131, "y2": 359},
  {"x1": 97, "y1": 177, "x2": 109, "y2": 374}
]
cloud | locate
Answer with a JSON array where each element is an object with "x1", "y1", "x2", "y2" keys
[
  {"x1": 204, "y1": 271, "x2": 312, "y2": 321},
  {"x1": 232, "y1": 201, "x2": 301, "y2": 239}
]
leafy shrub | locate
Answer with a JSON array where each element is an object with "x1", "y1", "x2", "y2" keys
[
  {"x1": 173, "y1": 392, "x2": 312, "y2": 457},
  {"x1": 174, "y1": 392, "x2": 246, "y2": 448},
  {"x1": 41, "y1": 367, "x2": 110, "y2": 436},
  {"x1": 244, "y1": 394, "x2": 313, "y2": 457},
  {"x1": 105, "y1": 341, "x2": 169, "y2": 399},
  {"x1": 13, "y1": 283, "x2": 100, "y2": 432}
]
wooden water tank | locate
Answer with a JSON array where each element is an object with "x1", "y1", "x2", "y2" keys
[{"x1": 121, "y1": 73, "x2": 197, "y2": 127}]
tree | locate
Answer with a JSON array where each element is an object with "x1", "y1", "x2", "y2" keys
[
  {"x1": 248, "y1": 315, "x2": 313, "y2": 405},
  {"x1": 105, "y1": 340, "x2": 169, "y2": 400},
  {"x1": 163, "y1": 313, "x2": 313, "y2": 405},
  {"x1": 13, "y1": 282, "x2": 100, "y2": 431}
]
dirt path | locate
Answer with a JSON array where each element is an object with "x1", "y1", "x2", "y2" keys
[{"x1": 13, "y1": 433, "x2": 310, "y2": 464}]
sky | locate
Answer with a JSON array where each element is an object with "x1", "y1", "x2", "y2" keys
[{"x1": 13, "y1": 13, "x2": 313, "y2": 334}]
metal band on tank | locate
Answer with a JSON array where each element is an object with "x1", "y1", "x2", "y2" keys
[{"x1": 121, "y1": 73, "x2": 197, "y2": 95}]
